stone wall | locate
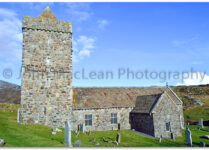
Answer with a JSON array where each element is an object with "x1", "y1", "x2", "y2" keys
[
  {"x1": 71, "y1": 107, "x2": 133, "y2": 131},
  {"x1": 130, "y1": 113, "x2": 154, "y2": 136},
  {"x1": 153, "y1": 93, "x2": 182, "y2": 138},
  {"x1": 20, "y1": 10, "x2": 73, "y2": 127}
]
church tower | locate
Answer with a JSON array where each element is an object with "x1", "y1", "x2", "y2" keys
[{"x1": 20, "y1": 7, "x2": 73, "y2": 127}]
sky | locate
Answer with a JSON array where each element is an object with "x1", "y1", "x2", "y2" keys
[{"x1": 0, "y1": 2, "x2": 209, "y2": 87}]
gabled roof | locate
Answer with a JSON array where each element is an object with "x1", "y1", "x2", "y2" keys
[
  {"x1": 73, "y1": 87, "x2": 163, "y2": 109},
  {"x1": 72, "y1": 87, "x2": 182, "y2": 110},
  {"x1": 131, "y1": 93, "x2": 163, "y2": 113}
]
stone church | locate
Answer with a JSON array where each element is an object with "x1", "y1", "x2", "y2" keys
[{"x1": 19, "y1": 7, "x2": 184, "y2": 138}]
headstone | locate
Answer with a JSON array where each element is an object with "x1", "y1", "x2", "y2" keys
[
  {"x1": 17, "y1": 108, "x2": 20, "y2": 123},
  {"x1": 74, "y1": 140, "x2": 82, "y2": 147},
  {"x1": 95, "y1": 142, "x2": 100, "y2": 146},
  {"x1": 79, "y1": 124, "x2": 85, "y2": 133},
  {"x1": 116, "y1": 133, "x2": 120, "y2": 143},
  {"x1": 108, "y1": 140, "x2": 112, "y2": 143},
  {"x1": 185, "y1": 128, "x2": 192, "y2": 147},
  {"x1": 55, "y1": 128, "x2": 62, "y2": 132},
  {"x1": 200, "y1": 142, "x2": 205, "y2": 147},
  {"x1": 64, "y1": 120, "x2": 72, "y2": 147},
  {"x1": 102, "y1": 137, "x2": 108, "y2": 142},
  {"x1": 114, "y1": 141, "x2": 118, "y2": 146},
  {"x1": 158, "y1": 137, "x2": 162, "y2": 143},
  {"x1": 89, "y1": 138, "x2": 95, "y2": 143},
  {"x1": 83, "y1": 124, "x2": 86, "y2": 133},
  {"x1": 76, "y1": 131, "x2": 80, "y2": 137},
  {"x1": 88, "y1": 130, "x2": 91, "y2": 136},
  {"x1": 0, "y1": 139, "x2": 5, "y2": 146},
  {"x1": 51, "y1": 131, "x2": 56, "y2": 135},
  {"x1": 198, "y1": 118, "x2": 203, "y2": 129},
  {"x1": 171, "y1": 132, "x2": 175, "y2": 141},
  {"x1": 203, "y1": 135, "x2": 209, "y2": 139},
  {"x1": 187, "y1": 122, "x2": 190, "y2": 126}
]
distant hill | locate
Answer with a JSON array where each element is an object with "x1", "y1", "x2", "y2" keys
[{"x1": 0, "y1": 80, "x2": 20, "y2": 104}]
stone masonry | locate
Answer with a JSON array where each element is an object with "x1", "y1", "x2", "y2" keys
[{"x1": 19, "y1": 7, "x2": 73, "y2": 127}]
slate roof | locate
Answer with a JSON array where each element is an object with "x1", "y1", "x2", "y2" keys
[
  {"x1": 131, "y1": 93, "x2": 163, "y2": 113},
  {"x1": 73, "y1": 87, "x2": 166, "y2": 109},
  {"x1": 72, "y1": 87, "x2": 182, "y2": 110}
]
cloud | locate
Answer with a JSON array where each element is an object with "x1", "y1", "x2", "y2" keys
[
  {"x1": 73, "y1": 35, "x2": 96, "y2": 62},
  {"x1": 171, "y1": 36, "x2": 199, "y2": 47},
  {"x1": 97, "y1": 19, "x2": 109, "y2": 30},
  {"x1": 177, "y1": 72, "x2": 209, "y2": 86},
  {"x1": 65, "y1": 3, "x2": 92, "y2": 22},
  {"x1": 0, "y1": 8, "x2": 22, "y2": 63}
]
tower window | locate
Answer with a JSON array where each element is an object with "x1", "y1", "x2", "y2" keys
[
  {"x1": 85, "y1": 114, "x2": 92, "y2": 126},
  {"x1": 111, "y1": 113, "x2": 117, "y2": 124}
]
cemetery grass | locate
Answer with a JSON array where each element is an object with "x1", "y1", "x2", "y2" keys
[{"x1": 1, "y1": 109, "x2": 209, "y2": 147}]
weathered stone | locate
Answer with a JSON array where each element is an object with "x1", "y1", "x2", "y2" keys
[
  {"x1": 51, "y1": 131, "x2": 56, "y2": 135},
  {"x1": 95, "y1": 142, "x2": 100, "y2": 146},
  {"x1": 54, "y1": 128, "x2": 62, "y2": 132},
  {"x1": 185, "y1": 128, "x2": 192, "y2": 147},
  {"x1": 114, "y1": 141, "x2": 118, "y2": 146},
  {"x1": 88, "y1": 130, "x2": 91, "y2": 136},
  {"x1": 116, "y1": 133, "x2": 120, "y2": 143},
  {"x1": 0, "y1": 139, "x2": 5, "y2": 146},
  {"x1": 203, "y1": 135, "x2": 209, "y2": 139},
  {"x1": 20, "y1": 7, "x2": 73, "y2": 128},
  {"x1": 74, "y1": 140, "x2": 82, "y2": 147},
  {"x1": 200, "y1": 142, "x2": 205, "y2": 147},
  {"x1": 198, "y1": 118, "x2": 203, "y2": 129},
  {"x1": 64, "y1": 121, "x2": 72, "y2": 147},
  {"x1": 89, "y1": 138, "x2": 95, "y2": 143}
]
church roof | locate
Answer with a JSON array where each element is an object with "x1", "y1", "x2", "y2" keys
[
  {"x1": 131, "y1": 93, "x2": 163, "y2": 113},
  {"x1": 72, "y1": 87, "x2": 181, "y2": 109}
]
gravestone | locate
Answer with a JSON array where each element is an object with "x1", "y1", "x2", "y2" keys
[
  {"x1": 95, "y1": 142, "x2": 100, "y2": 146},
  {"x1": 185, "y1": 128, "x2": 192, "y2": 147},
  {"x1": 200, "y1": 142, "x2": 205, "y2": 147},
  {"x1": 89, "y1": 138, "x2": 95, "y2": 143},
  {"x1": 116, "y1": 133, "x2": 120, "y2": 143},
  {"x1": 79, "y1": 124, "x2": 85, "y2": 133},
  {"x1": 64, "y1": 120, "x2": 72, "y2": 147},
  {"x1": 0, "y1": 139, "x2": 5, "y2": 146},
  {"x1": 88, "y1": 130, "x2": 91, "y2": 136},
  {"x1": 17, "y1": 109, "x2": 20, "y2": 123},
  {"x1": 74, "y1": 140, "x2": 82, "y2": 147},
  {"x1": 198, "y1": 118, "x2": 203, "y2": 129}
]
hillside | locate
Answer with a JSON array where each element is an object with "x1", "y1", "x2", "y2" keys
[
  {"x1": 0, "y1": 80, "x2": 20, "y2": 104},
  {"x1": 0, "y1": 80, "x2": 209, "y2": 122}
]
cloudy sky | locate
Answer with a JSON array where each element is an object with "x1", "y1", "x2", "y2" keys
[{"x1": 0, "y1": 2, "x2": 209, "y2": 87}]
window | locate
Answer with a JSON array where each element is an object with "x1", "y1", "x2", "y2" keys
[
  {"x1": 166, "y1": 122, "x2": 171, "y2": 131},
  {"x1": 85, "y1": 114, "x2": 92, "y2": 126},
  {"x1": 111, "y1": 113, "x2": 117, "y2": 124}
]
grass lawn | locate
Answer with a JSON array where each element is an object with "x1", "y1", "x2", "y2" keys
[{"x1": 0, "y1": 105, "x2": 209, "y2": 147}]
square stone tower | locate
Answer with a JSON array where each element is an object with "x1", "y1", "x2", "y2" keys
[{"x1": 20, "y1": 7, "x2": 73, "y2": 127}]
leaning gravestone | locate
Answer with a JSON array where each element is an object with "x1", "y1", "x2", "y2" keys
[
  {"x1": 185, "y1": 128, "x2": 192, "y2": 147},
  {"x1": 200, "y1": 142, "x2": 205, "y2": 147},
  {"x1": 64, "y1": 120, "x2": 72, "y2": 147},
  {"x1": 74, "y1": 140, "x2": 82, "y2": 147},
  {"x1": 116, "y1": 133, "x2": 120, "y2": 143},
  {"x1": 198, "y1": 118, "x2": 204, "y2": 129}
]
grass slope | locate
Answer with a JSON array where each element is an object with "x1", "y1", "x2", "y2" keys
[{"x1": 1, "y1": 107, "x2": 209, "y2": 147}]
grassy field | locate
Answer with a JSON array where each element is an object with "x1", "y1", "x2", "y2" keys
[{"x1": 0, "y1": 106, "x2": 209, "y2": 147}]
